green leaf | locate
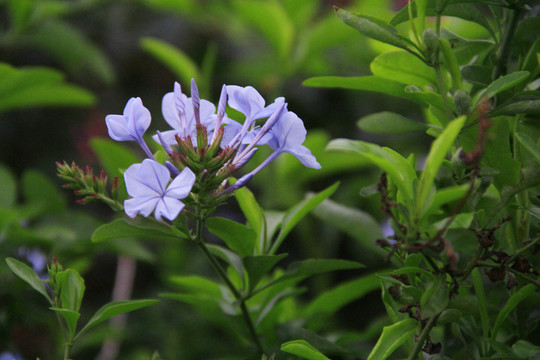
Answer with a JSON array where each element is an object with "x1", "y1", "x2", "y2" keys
[
  {"x1": 281, "y1": 339, "x2": 331, "y2": 360},
  {"x1": 422, "y1": 184, "x2": 469, "y2": 218},
  {"x1": 244, "y1": 254, "x2": 288, "y2": 294},
  {"x1": 358, "y1": 111, "x2": 427, "y2": 134},
  {"x1": 371, "y1": 51, "x2": 437, "y2": 87},
  {"x1": 516, "y1": 132, "x2": 540, "y2": 163},
  {"x1": 0, "y1": 165, "x2": 17, "y2": 208},
  {"x1": 270, "y1": 182, "x2": 339, "y2": 254},
  {"x1": 56, "y1": 269, "x2": 85, "y2": 312},
  {"x1": 311, "y1": 198, "x2": 385, "y2": 261},
  {"x1": 207, "y1": 244, "x2": 244, "y2": 279},
  {"x1": 260, "y1": 259, "x2": 364, "y2": 292},
  {"x1": 367, "y1": 318, "x2": 417, "y2": 360},
  {"x1": 22, "y1": 169, "x2": 67, "y2": 214},
  {"x1": 474, "y1": 71, "x2": 530, "y2": 106},
  {"x1": 513, "y1": 340, "x2": 540, "y2": 359},
  {"x1": 327, "y1": 139, "x2": 416, "y2": 207},
  {"x1": 90, "y1": 138, "x2": 140, "y2": 200},
  {"x1": 492, "y1": 100, "x2": 540, "y2": 116},
  {"x1": 0, "y1": 63, "x2": 94, "y2": 112},
  {"x1": 91, "y1": 218, "x2": 184, "y2": 243},
  {"x1": 206, "y1": 217, "x2": 256, "y2": 257},
  {"x1": 6, "y1": 258, "x2": 51, "y2": 304},
  {"x1": 304, "y1": 75, "x2": 434, "y2": 107},
  {"x1": 420, "y1": 275, "x2": 449, "y2": 318},
  {"x1": 416, "y1": 116, "x2": 466, "y2": 216},
  {"x1": 491, "y1": 284, "x2": 536, "y2": 341},
  {"x1": 234, "y1": 184, "x2": 264, "y2": 238},
  {"x1": 50, "y1": 308, "x2": 80, "y2": 341},
  {"x1": 232, "y1": 0, "x2": 294, "y2": 59},
  {"x1": 305, "y1": 272, "x2": 382, "y2": 329},
  {"x1": 140, "y1": 37, "x2": 201, "y2": 91},
  {"x1": 334, "y1": 7, "x2": 410, "y2": 51},
  {"x1": 471, "y1": 268, "x2": 490, "y2": 341},
  {"x1": 169, "y1": 275, "x2": 222, "y2": 298},
  {"x1": 462, "y1": 65, "x2": 492, "y2": 86},
  {"x1": 390, "y1": 2, "x2": 495, "y2": 38},
  {"x1": 75, "y1": 299, "x2": 159, "y2": 341}
]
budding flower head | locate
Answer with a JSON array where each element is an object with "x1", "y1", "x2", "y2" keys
[{"x1": 103, "y1": 79, "x2": 320, "y2": 221}]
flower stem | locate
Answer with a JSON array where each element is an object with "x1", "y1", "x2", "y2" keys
[
  {"x1": 407, "y1": 313, "x2": 440, "y2": 360},
  {"x1": 194, "y1": 212, "x2": 265, "y2": 355}
]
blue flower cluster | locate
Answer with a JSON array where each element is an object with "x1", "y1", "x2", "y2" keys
[{"x1": 106, "y1": 80, "x2": 320, "y2": 221}]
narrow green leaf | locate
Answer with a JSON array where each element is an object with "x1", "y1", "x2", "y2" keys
[
  {"x1": 234, "y1": 184, "x2": 264, "y2": 237},
  {"x1": 513, "y1": 340, "x2": 540, "y2": 358},
  {"x1": 305, "y1": 272, "x2": 381, "y2": 328},
  {"x1": 420, "y1": 276, "x2": 449, "y2": 318},
  {"x1": 0, "y1": 165, "x2": 17, "y2": 208},
  {"x1": 422, "y1": 184, "x2": 469, "y2": 218},
  {"x1": 140, "y1": 37, "x2": 201, "y2": 89},
  {"x1": 270, "y1": 182, "x2": 339, "y2": 254},
  {"x1": 491, "y1": 284, "x2": 536, "y2": 341},
  {"x1": 207, "y1": 244, "x2": 244, "y2": 279},
  {"x1": 92, "y1": 218, "x2": 183, "y2": 242},
  {"x1": 416, "y1": 116, "x2": 466, "y2": 216},
  {"x1": 475, "y1": 71, "x2": 530, "y2": 106},
  {"x1": 260, "y1": 259, "x2": 364, "y2": 292},
  {"x1": 371, "y1": 51, "x2": 437, "y2": 87},
  {"x1": 327, "y1": 139, "x2": 416, "y2": 207},
  {"x1": 6, "y1": 258, "x2": 51, "y2": 304},
  {"x1": 244, "y1": 254, "x2": 288, "y2": 294},
  {"x1": 358, "y1": 111, "x2": 427, "y2": 134},
  {"x1": 50, "y1": 308, "x2": 80, "y2": 341},
  {"x1": 75, "y1": 299, "x2": 159, "y2": 341},
  {"x1": 367, "y1": 318, "x2": 417, "y2": 360},
  {"x1": 471, "y1": 268, "x2": 490, "y2": 341},
  {"x1": 516, "y1": 132, "x2": 540, "y2": 163},
  {"x1": 206, "y1": 217, "x2": 256, "y2": 257},
  {"x1": 169, "y1": 275, "x2": 222, "y2": 298},
  {"x1": 390, "y1": 2, "x2": 495, "y2": 37},
  {"x1": 281, "y1": 339, "x2": 331, "y2": 360},
  {"x1": 335, "y1": 7, "x2": 409, "y2": 50},
  {"x1": 304, "y1": 75, "x2": 434, "y2": 107},
  {"x1": 492, "y1": 100, "x2": 540, "y2": 116},
  {"x1": 56, "y1": 269, "x2": 85, "y2": 313}
]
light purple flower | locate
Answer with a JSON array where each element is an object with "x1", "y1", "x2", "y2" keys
[
  {"x1": 106, "y1": 97, "x2": 151, "y2": 143},
  {"x1": 155, "y1": 82, "x2": 216, "y2": 146},
  {"x1": 267, "y1": 111, "x2": 321, "y2": 169},
  {"x1": 124, "y1": 159, "x2": 195, "y2": 221},
  {"x1": 106, "y1": 97, "x2": 155, "y2": 159}
]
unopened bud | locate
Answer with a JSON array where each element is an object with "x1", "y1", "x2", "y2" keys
[
  {"x1": 423, "y1": 29, "x2": 439, "y2": 61},
  {"x1": 454, "y1": 90, "x2": 471, "y2": 116}
]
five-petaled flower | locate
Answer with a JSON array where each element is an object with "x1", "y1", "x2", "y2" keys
[{"x1": 124, "y1": 159, "x2": 195, "y2": 221}]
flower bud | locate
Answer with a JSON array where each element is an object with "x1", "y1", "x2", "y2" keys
[
  {"x1": 454, "y1": 90, "x2": 471, "y2": 116},
  {"x1": 423, "y1": 29, "x2": 439, "y2": 61}
]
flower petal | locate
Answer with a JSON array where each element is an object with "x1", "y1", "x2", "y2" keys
[
  {"x1": 124, "y1": 196, "x2": 159, "y2": 218},
  {"x1": 154, "y1": 197, "x2": 184, "y2": 221},
  {"x1": 106, "y1": 114, "x2": 133, "y2": 141},
  {"x1": 125, "y1": 97, "x2": 151, "y2": 140},
  {"x1": 166, "y1": 167, "x2": 196, "y2": 199}
]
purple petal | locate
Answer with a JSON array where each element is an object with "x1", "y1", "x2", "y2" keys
[
  {"x1": 227, "y1": 85, "x2": 265, "y2": 120},
  {"x1": 106, "y1": 114, "x2": 133, "y2": 141},
  {"x1": 155, "y1": 197, "x2": 184, "y2": 221},
  {"x1": 286, "y1": 146, "x2": 321, "y2": 169},
  {"x1": 126, "y1": 97, "x2": 151, "y2": 140},
  {"x1": 124, "y1": 196, "x2": 159, "y2": 218},
  {"x1": 166, "y1": 167, "x2": 196, "y2": 199}
]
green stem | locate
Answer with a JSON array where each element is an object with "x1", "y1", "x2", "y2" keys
[
  {"x1": 63, "y1": 342, "x2": 72, "y2": 360},
  {"x1": 407, "y1": 314, "x2": 441, "y2": 360},
  {"x1": 194, "y1": 212, "x2": 264, "y2": 355}
]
